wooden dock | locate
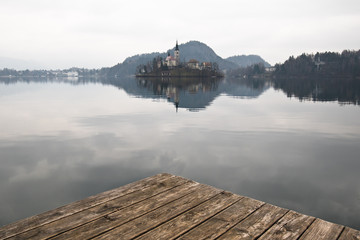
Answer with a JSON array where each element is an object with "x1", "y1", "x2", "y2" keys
[{"x1": 0, "y1": 173, "x2": 359, "y2": 239}]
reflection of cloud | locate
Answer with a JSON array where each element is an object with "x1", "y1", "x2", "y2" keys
[
  {"x1": 0, "y1": 134, "x2": 185, "y2": 226},
  {"x1": 0, "y1": 127, "x2": 360, "y2": 229},
  {"x1": 9, "y1": 159, "x2": 55, "y2": 183}
]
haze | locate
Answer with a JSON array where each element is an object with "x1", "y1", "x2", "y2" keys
[{"x1": 0, "y1": 0, "x2": 359, "y2": 70}]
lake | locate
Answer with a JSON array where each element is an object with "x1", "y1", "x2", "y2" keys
[{"x1": 0, "y1": 76, "x2": 359, "y2": 230}]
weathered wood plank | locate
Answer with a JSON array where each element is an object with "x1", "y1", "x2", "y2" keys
[
  {"x1": 0, "y1": 173, "x2": 174, "y2": 239},
  {"x1": 338, "y1": 227, "x2": 360, "y2": 240},
  {"x1": 217, "y1": 203, "x2": 288, "y2": 240},
  {"x1": 299, "y1": 218, "x2": 344, "y2": 240},
  {"x1": 91, "y1": 185, "x2": 223, "y2": 240},
  {"x1": 7, "y1": 176, "x2": 192, "y2": 240},
  {"x1": 135, "y1": 191, "x2": 243, "y2": 240},
  {"x1": 258, "y1": 210, "x2": 315, "y2": 240},
  {"x1": 48, "y1": 181, "x2": 203, "y2": 240},
  {"x1": 176, "y1": 197, "x2": 264, "y2": 240}
]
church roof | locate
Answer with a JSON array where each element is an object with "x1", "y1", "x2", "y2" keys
[
  {"x1": 175, "y1": 40, "x2": 179, "y2": 51},
  {"x1": 166, "y1": 56, "x2": 176, "y2": 61}
]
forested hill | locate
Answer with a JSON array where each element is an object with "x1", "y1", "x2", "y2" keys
[
  {"x1": 274, "y1": 50, "x2": 360, "y2": 78},
  {"x1": 105, "y1": 41, "x2": 269, "y2": 77},
  {"x1": 226, "y1": 55, "x2": 271, "y2": 68}
]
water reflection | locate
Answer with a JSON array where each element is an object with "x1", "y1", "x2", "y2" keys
[
  {"x1": 136, "y1": 77, "x2": 220, "y2": 111},
  {"x1": 116, "y1": 76, "x2": 269, "y2": 111},
  {"x1": 273, "y1": 76, "x2": 360, "y2": 105},
  {"x1": 2, "y1": 75, "x2": 359, "y2": 106},
  {"x1": 0, "y1": 76, "x2": 360, "y2": 230},
  {"x1": 0, "y1": 76, "x2": 270, "y2": 111}
]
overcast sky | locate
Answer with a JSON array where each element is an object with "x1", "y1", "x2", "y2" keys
[{"x1": 0, "y1": 0, "x2": 359, "y2": 70}]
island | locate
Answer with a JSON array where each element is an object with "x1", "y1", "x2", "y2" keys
[{"x1": 135, "y1": 41, "x2": 224, "y2": 78}]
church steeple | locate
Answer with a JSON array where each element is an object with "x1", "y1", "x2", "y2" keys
[{"x1": 174, "y1": 40, "x2": 180, "y2": 65}]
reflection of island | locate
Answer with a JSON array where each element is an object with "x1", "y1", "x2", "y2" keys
[
  {"x1": 133, "y1": 77, "x2": 269, "y2": 111},
  {"x1": 137, "y1": 77, "x2": 222, "y2": 111},
  {"x1": 0, "y1": 76, "x2": 269, "y2": 111}
]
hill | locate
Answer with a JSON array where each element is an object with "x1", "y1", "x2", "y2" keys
[
  {"x1": 106, "y1": 41, "x2": 268, "y2": 77},
  {"x1": 106, "y1": 52, "x2": 164, "y2": 77},
  {"x1": 171, "y1": 41, "x2": 237, "y2": 70},
  {"x1": 226, "y1": 55, "x2": 271, "y2": 68}
]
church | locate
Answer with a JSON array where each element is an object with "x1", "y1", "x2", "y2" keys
[{"x1": 164, "y1": 41, "x2": 180, "y2": 68}]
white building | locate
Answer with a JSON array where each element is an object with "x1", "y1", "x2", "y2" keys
[
  {"x1": 165, "y1": 54, "x2": 177, "y2": 67},
  {"x1": 164, "y1": 41, "x2": 180, "y2": 68},
  {"x1": 187, "y1": 59, "x2": 200, "y2": 69}
]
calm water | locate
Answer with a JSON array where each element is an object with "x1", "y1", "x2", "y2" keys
[{"x1": 0, "y1": 76, "x2": 359, "y2": 229}]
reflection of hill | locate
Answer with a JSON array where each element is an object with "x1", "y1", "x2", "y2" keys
[{"x1": 0, "y1": 76, "x2": 269, "y2": 111}]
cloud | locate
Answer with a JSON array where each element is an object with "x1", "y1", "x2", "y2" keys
[{"x1": 0, "y1": 0, "x2": 359, "y2": 68}]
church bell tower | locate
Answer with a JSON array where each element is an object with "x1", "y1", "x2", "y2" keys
[{"x1": 174, "y1": 40, "x2": 180, "y2": 65}]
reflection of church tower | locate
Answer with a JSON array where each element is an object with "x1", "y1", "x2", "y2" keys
[
  {"x1": 174, "y1": 91, "x2": 179, "y2": 112},
  {"x1": 174, "y1": 40, "x2": 180, "y2": 65}
]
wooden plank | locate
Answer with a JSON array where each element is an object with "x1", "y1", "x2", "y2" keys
[
  {"x1": 0, "y1": 173, "x2": 174, "y2": 239},
  {"x1": 176, "y1": 197, "x2": 265, "y2": 240},
  {"x1": 257, "y1": 210, "x2": 315, "y2": 240},
  {"x1": 6, "y1": 176, "x2": 192, "y2": 240},
  {"x1": 338, "y1": 227, "x2": 360, "y2": 240},
  {"x1": 217, "y1": 203, "x2": 289, "y2": 240},
  {"x1": 299, "y1": 218, "x2": 344, "y2": 240},
  {"x1": 51, "y1": 183, "x2": 219, "y2": 239},
  {"x1": 135, "y1": 191, "x2": 243, "y2": 240},
  {"x1": 91, "y1": 185, "x2": 223, "y2": 240}
]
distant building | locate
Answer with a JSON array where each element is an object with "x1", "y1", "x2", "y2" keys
[
  {"x1": 165, "y1": 53, "x2": 177, "y2": 68},
  {"x1": 265, "y1": 67, "x2": 276, "y2": 72},
  {"x1": 187, "y1": 59, "x2": 200, "y2": 69},
  {"x1": 66, "y1": 71, "x2": 78, "y2": 77},
  {"x1": 202, "y1": 62, "x2": 212, "y2": 70}
]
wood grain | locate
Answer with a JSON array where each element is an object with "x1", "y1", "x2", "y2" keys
[
  {"x1": 257, "y1": 210, "x2": 315, "y2": 240},
  {"x1": 50, "y1": 181, "x2": 204, "y2": 239},
  {"x1": 217, "y1": 203, "x2": 288, "y2": 240},
  {"x1": 299, "y1": 218, "x2": 344, "y2": 240},
  {"x1": 92, "y1": 185, "x2": 223, "y2": 239},
  {"x1": 135, "y1": 191, "x2": 243, "y2": 240},
  {"x1": 176, "y1": 197, "x2": 265, "y2": 240},
  {"x1": 338, "y1": 227, "x2": 360, "y2": 240}
]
